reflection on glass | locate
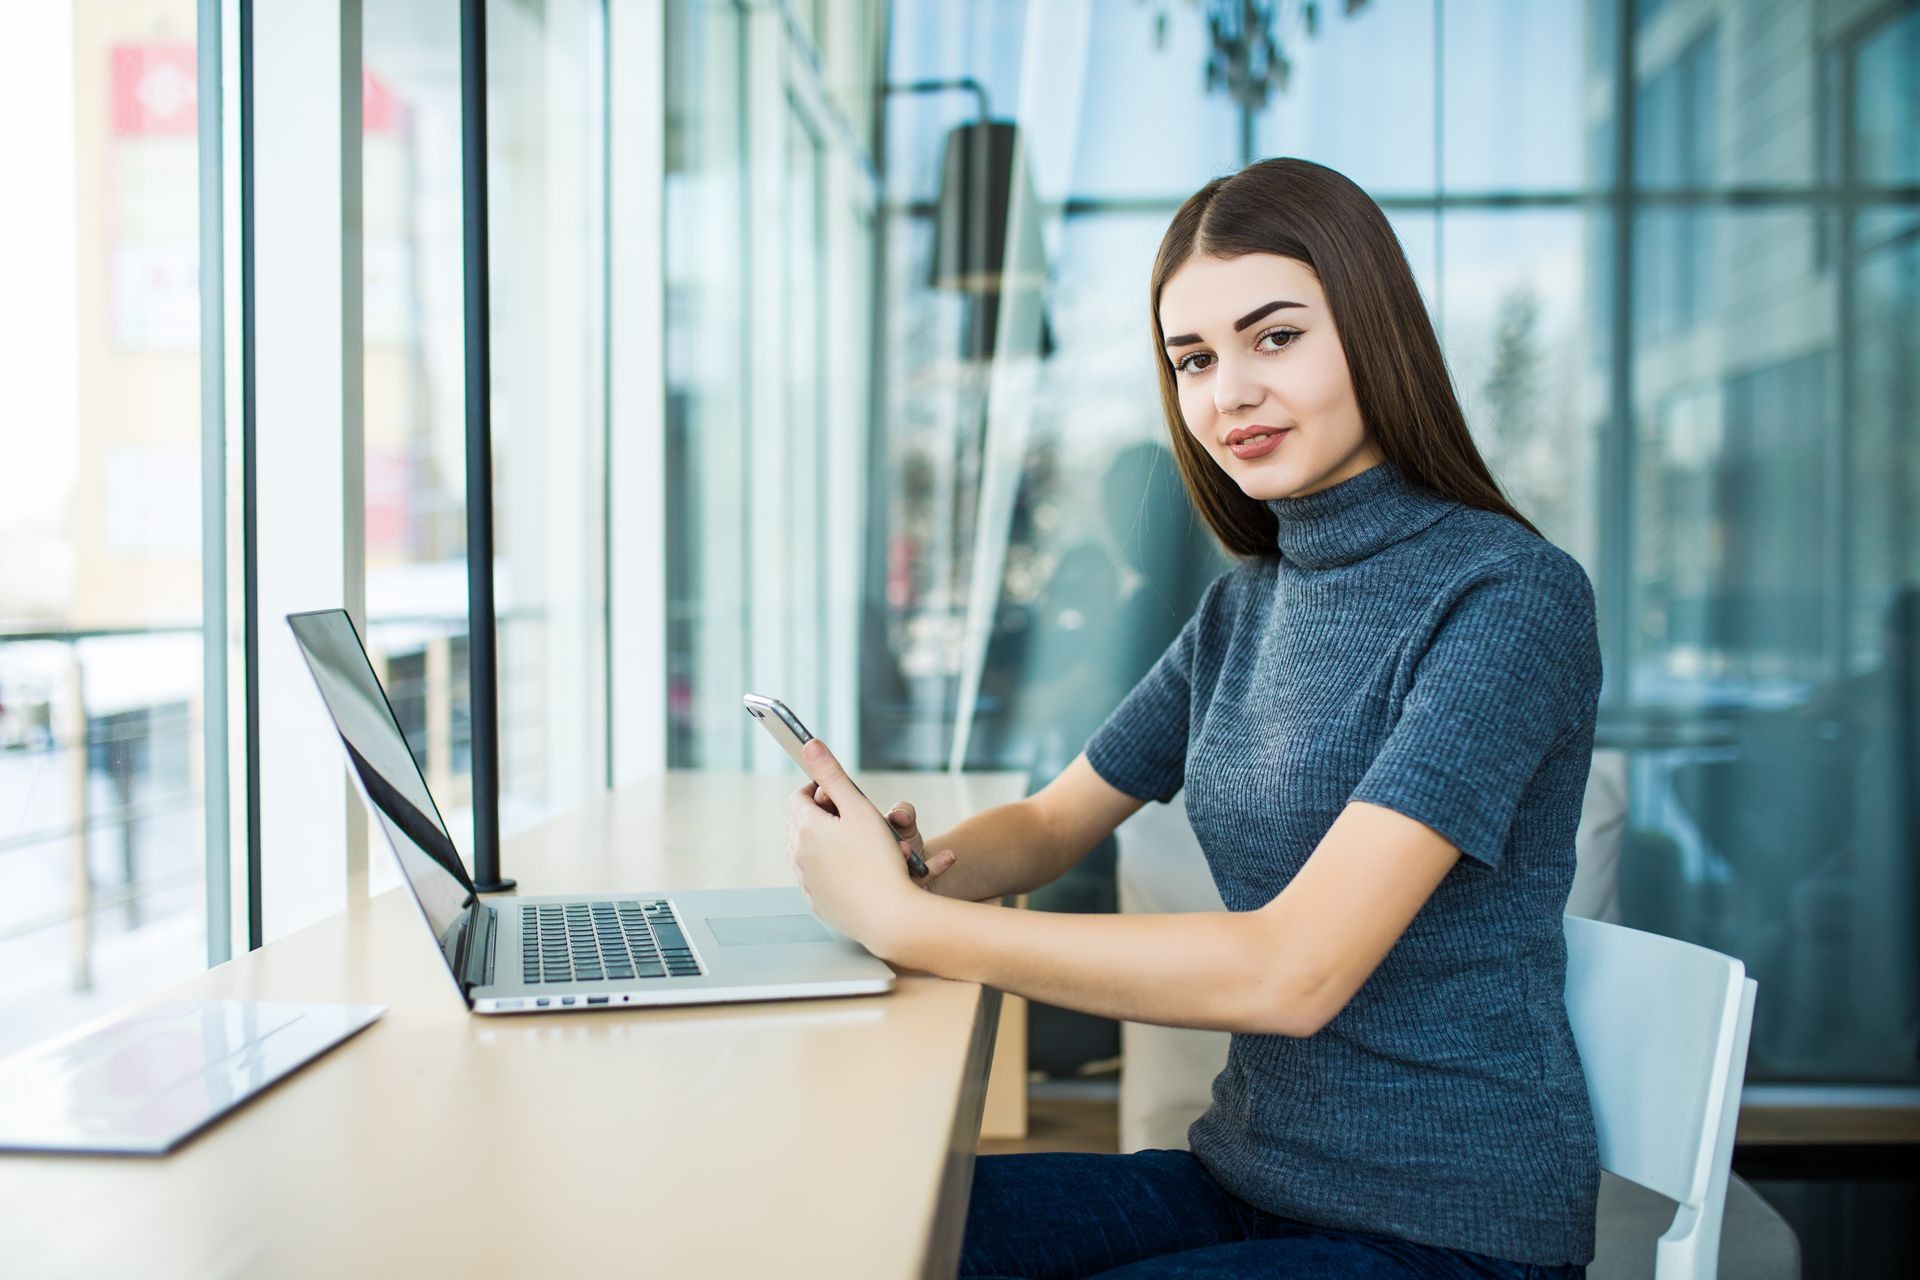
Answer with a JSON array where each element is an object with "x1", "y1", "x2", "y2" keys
[
  {"x1": 1854, "y1": 5, "x2": 1918, "y2": 185},
  {"x1": 883, "y1": 4, "x2": 1039, "y2": 206},
  {"x1": 1252, "y1": 0, "x2": 1436, "y2": 195},
  {"x1": 1621, "y1": 195, "x2": 1917, "y2": 1082},
  {"x1": 664, "y1": 0, "x2": 879, "y2": 770},
  {"x1": 1440, "y1": 1, "x2": 1587, "y2": 193},
  {"x1": 1437, "y1": 211, "x2": 1599, "y2": 562},
  {"x1": 485, "y1": 0, "x2": 608, "y2": 827},
  {"x1": 1387, "y1": 210, "x2": 1438, "y2": 339},
  {"x1": 784, "y1": 101, "x2": 830, "y2": 728},
  {"x1": 664, "y1": 0, "x2": 750, "y2": 768},
  {"x1": 1058, "y1": 8, "x2": 1242, "y2": 201},
  {"x1": 363, "y1": 0, "x2": 473, "y2": 877}
]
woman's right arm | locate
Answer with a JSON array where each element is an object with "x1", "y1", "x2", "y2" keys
[{"x1": 917, "y1": 753, "x2": 1146, "y2": 903}]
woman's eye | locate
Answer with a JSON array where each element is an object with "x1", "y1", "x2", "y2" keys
[{"x1": 1175, "y1": 329, "x2": 1301, "y2": 375}]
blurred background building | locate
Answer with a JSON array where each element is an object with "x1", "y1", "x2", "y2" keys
[{"x1": 0, "y1": 0, "x2": 1913, "y2": 1269}]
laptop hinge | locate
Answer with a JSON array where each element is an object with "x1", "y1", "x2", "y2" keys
[{"x1": 452, "y1": 903, "x2": 496, "y2": 994}]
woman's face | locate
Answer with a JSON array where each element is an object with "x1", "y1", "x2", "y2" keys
[{"x1": 1158, "y1": 251, "x2": 1380, "y2": 501}]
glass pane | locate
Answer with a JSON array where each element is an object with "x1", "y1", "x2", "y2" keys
[
  {"x1": 783, "y1": 102, "x2": 830, "y2": 727},
  {"x1": 485, "y1": 0, "x2": 608, "y2": 829},
  {"x1": 965, "y1": 212, "x2": 1228, "y2": 776},
  {"x1": 1438, "y1": 210, "x2": 1603, "y2": 565},
  {"x1": 1589, "y1": 0, "x2": 1620, "y2": 78},
  {"x1": 1064, "y1": 6, "x2": 1242, "y2": 201},
  {"x1": 1252, "y1": 0, "x2": 1436, "y2": 197},
  {"x1": 362, "y1": 0, "x2": 607, "y2": 868},
  {"x1": 1849, "y1": 214, "x2": 1920, "y2": 668},
  {"x1": 362, "y1": 0, "x2": 474, "y2": 869},
  {"x1": 883, "y1": 2, "x2": 1034, "y2": 207},
  {"x1": 663, "y1": 2, "x2": 877, "y2": 770},
  {"x1": 1633, "y1": 24, "x2": 1717, "y2": 191},
  {"x1": 1391, "y1": 210, "x2": 1439, "y2": 323},
  {"x1": 1617, "y1": 204, "x2": 1920, "y2": 1082},
  {"x1": 1440, "y1": 0, "x2": 1589, "y2": 193},
  {"x1": 1854, "y1": 4, "x2": 1919, "y2": 187},
  {"x1": 1632, "y1": 0, "x2": 1826, "y2": 190},
  {"x1": 863, "y1": 212, "x2": 971, "y2": 767},
  {"x1": 664, "y1": 0, "x2": 750, "y2": 768},
  {"x1": 0, "y1": 0, "x2": 209, "y2": 1056},
  {"x1": 1840, "y1": 210, "x2": 1919, "y2": 1080},
  {"x1": 1635, "y1": 0, "x2": 1677, "y2": 27}
]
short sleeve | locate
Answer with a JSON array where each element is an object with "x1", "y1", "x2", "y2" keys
[
  {"x1": 1349, "y1": 549, "x2": 1602, "y2": 868},
  {"x1": 1083, "y1": 579, "x2": 1223, "y2": 804}
]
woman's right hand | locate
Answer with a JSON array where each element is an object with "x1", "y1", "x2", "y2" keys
[{"x1": 885, "y1": 801, "x2": 956, "y2": 889}]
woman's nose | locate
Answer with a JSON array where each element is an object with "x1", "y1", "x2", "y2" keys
[{"x1": 1212, "y1": 359, "x2": 1264, "y2": 415}]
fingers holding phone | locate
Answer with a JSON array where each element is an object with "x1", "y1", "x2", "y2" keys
[
  {"x1": 886, "y1": 802, "x2": 956, "y2": 888},
  {"x1": 746, "y1": 693, "x2": 935, "y2": 879}
]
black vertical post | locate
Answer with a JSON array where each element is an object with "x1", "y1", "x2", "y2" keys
[
  {"x1": 599, "y1": 0, "x2": 614, "y2": 788},
  {"x1": 197, "y1": 0, "x2": 232, "y2": 965},
  {"x1": 1603, "y1": 0, "x2": 1636, "y2": 711},
  {"x1": 240, "y1": 0, "x2": 264, "y2": 948},
  {"x1": 462, "y1": 0, "x2": 513, "y2": 892}
]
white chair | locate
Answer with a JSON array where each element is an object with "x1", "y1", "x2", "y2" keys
[{"x1": 1565, "y1": 915, "x2": 1758, "y2": 1279}]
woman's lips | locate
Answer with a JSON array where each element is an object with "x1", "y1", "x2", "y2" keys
[{"x1": 1227, "y1": 428, "x2": 1289, "y2": 460}]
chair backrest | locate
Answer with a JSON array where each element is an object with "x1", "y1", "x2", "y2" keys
[
  {"x1": 1563, "y1": 915, "x2": 1758, "y2": 1279},
  {"x1": 1567, "y1": 749, "x2": 1627, "y2": 921}
]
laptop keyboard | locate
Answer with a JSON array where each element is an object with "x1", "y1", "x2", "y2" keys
[{"x1": 521, "y1": 899, "x2": 702, "y2": 985}]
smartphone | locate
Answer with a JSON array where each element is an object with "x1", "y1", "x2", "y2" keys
[{"x1": 743, "y1": 693, "x2": 928, "y2": 878}]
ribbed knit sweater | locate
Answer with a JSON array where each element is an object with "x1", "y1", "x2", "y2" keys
[{"x1": 1085, "y1": 461, "x2": 1602, "y2": 1266}]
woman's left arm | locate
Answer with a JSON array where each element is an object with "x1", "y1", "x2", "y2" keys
[{"x1": 790, "y1": 741, "x2": 1460, "y2": 1038}]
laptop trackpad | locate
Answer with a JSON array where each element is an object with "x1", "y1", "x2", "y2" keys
[{"x1": 706, "y1": 914, "x2": 834, "y2": 946}]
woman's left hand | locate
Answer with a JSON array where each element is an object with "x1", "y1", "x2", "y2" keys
[{"x1": 786, "y1": 739, "x2": 927, "y2": 960}]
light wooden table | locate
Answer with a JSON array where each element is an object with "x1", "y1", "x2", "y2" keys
[{"x1": 0, "y1": 770, "x2": 1028, "y2": 1279}]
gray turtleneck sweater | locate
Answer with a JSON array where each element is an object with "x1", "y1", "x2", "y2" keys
[{"x1": 1085, "y1": 461, "x2": 1602, "y2": 1267}]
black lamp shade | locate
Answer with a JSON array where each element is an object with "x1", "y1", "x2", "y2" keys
[{"x1": 928, "y1": 119, "x2": 1048, "y2": 293}]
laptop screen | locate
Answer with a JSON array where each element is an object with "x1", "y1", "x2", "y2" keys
[{"x1": 287, "y1": 610, "x2": 478, "y2": 972}]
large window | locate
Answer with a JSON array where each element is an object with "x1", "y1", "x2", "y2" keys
[
  {"x1": 661, "y1": 0, "x2": 882, "y2": 769},
  {"x1": 0, "y1": 0, "x2": 620, "y2": 1054},
  {"x1": 482, "y1": 0, "x2": 610, "y2": 831},
  {"x1": 0, "y1": 0, "x2": 213, "y2": 1056}
]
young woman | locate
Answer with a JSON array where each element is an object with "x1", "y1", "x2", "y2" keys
[{"x1": 786, "y1": 157, "x2": 1600, "y2": 1279}]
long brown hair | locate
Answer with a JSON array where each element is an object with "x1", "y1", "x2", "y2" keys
[{"x1": 1149, "y1": 157, "x2": 1539, "y2": 557}]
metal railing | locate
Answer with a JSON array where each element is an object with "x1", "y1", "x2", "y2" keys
[{"x1": 0, "y1": 625, "x2": 204, "y2": 991}]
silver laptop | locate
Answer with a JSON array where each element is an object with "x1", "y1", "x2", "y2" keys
[{"x1": 288, "y1": 609, "x2": 895, "y2": 1014}]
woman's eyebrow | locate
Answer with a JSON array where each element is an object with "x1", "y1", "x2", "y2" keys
[
  {"x1": 1163, "y1": 299, "x2": 1306, "y2": 348},
  {"x1": 1232, "y1": 299, "x2": 1304, "y2": 331}
]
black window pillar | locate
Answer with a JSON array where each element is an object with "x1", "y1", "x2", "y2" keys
[{"x1": 462, "y1": 0, "x2": 512, "y2": 892}]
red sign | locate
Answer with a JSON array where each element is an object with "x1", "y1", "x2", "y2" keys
[
  {"x1": 363, "y1": 69, "x2": 403, "y2": 136},
  {"x1": 111, "y1": 44, "x2": 196, "y2": 137}
]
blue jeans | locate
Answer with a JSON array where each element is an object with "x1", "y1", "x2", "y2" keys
[{"x1": 958, "y1": 1150, "x2": 1585, "y2": 1279}]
